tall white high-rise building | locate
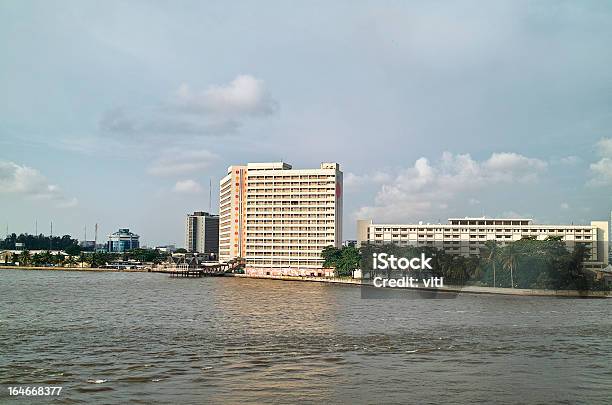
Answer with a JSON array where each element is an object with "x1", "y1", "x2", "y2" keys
[{"x1": 219, "y1": 162, "x2": 343, "y2": 276}]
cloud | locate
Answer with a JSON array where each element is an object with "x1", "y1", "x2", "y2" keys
[
  {"x1": 557, "y1": 156, "x2": 580, "y2": 166},
  {"x1": 344, "y1": 171, "x2": 392, "y2": 190},
  {"x1": 355, "y1": 151, "x2": 546, "y2": 222},
  {"x1": 0, "y1": 160, "x2": 77, "y2": 208},
  {"x1": 589, "y1": 138, "x2": 612, "y2": 186},
  {"x1": 147, "y1": 149, "x2": 219, "y2": 176},
  {"x1": 99, "y1": 107, "x2": 135, "y2": 133},
  {"x1": 99, "y1": 75, "x2": 277, "y2": 139},
  {"x1": 174, "y1": 75, "x2": 277, "y2": 116},
  {"x1": 560, "y1": 202, "x2": 570, "y2": 210},
  {"x1": 589, "y1": 158, "x2": 612, "y2": 185},
  {"x1": 173, "y1": 179, "x2": 203, "y2": 194},
  {"x1": 100, "y1": 107, "x2": 240, "y2": 137},
  {"x1": 597, "y1": 137, "x2": 612, "y2": 156}
]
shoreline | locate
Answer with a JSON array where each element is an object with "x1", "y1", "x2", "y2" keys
[
  {"x1": 1, "y1": 266, "x2": 609, "y2": 297},
  {"x1": 228, "y1": 273, "x2": 612, "y2": 298}
]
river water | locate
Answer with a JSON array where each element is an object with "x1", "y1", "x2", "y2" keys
[{"x1": 1, "y1": 270, "x2": 611, "y2": 404}]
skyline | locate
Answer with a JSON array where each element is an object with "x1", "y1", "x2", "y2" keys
[{"x1": 2, "y1": 1, "x2": 612, "y2": 246}]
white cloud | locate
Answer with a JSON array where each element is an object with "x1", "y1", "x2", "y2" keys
[
  {"x1": 344, "y1": 171, "x2": 392, "y2": 190},
  {"x1": 589, "y1": 158, "x2": 612, "y2": 186},
  {"x1": 147, "y1": 149, "x2": 219, "y2": 176},
  {"x1": 355, "y1": 151, "x2": 546, "y2": 222},
  {"x1": 558, "y1": 155, "x2": 580, "y2": 165},
  {"x1": 560, "y1": 202, "x2": 570, "y2": 210},
  {"x1": 597, "y1": 137, "x2": 612, "y2": 157},
  {"x1": 589, "y1": 137, "x2": 612, "y2": 185},
  {"x1": 482, "y1": 152, "x2": 547, "y2": 183},
  {"x1": 0, "y1": 160, "x2": 77, "y2": 208},
  {"x1": 174, "y1": 75, "x2": 277, "y2": 116},
  {"x1": 173, "y1": 179, "x2": 203, "y2": 194}
]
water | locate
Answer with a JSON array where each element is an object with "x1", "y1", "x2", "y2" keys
[{"x1": 1, "y1": 270, "x2": 611, "y2": 404}]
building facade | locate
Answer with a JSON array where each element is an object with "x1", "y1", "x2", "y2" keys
[
  {"x1": 107, "y1": 228, "x2": 140, "y2": 252},
  {"x1": 219, "y1": 162, "x2": 343, "y2": 276},
  {"x1": 219, "y1": 165, "x2": 247, "y2": 262},
  {"x1": 185, "y1": 211, "x2": 219, "y2": 258},
  {"x1": 357, "y1": 217, "x2": 609, "y2": 270}
]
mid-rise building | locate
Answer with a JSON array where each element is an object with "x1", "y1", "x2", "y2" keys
[
  {"x1": 185, "y1": 211, "x2": 219, "y2": 258},
  {"x1": 107, "y1": 228, "x2": 140, "y2": 252},
  {"x1": 219, "y1": 162, "x2": 343, "y2": 276},
  {"x1": 357, "y1": 217, "x2": 609, "y2": 269}
]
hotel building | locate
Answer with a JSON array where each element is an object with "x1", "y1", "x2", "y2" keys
[
  {"x1": 219, "y1": 162, "x2": 343, "y2": 276},
  {"x1": 185, "y1": 211, "x2": 219, "y2": 258},
  {"x1": 357, "y1": 217, "x2": 609, "y2": 269}
]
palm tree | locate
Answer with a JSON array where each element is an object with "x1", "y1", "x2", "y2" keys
[
  {"x1": 18, "y1": 250, "x2": 31, "y2": 266},
  {"x1": 481, "y1": 240, "x2": 502, "y2": 287},
  {"x1": 501, "y1": 243, "x2": 520, "y2": 288}
]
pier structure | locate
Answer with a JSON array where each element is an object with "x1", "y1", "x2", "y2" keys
[{"x1": 157, "y1": 255, "x2": 244, "y2": 277}]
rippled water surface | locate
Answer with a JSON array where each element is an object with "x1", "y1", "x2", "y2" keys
[{"x1": 1, "y1": 270, "x2": 611, "y2": 404}]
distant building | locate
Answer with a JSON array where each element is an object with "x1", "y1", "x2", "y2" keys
[
  {"x1": 107, "y1": 228, "x2": 140, "y2": 252},
  {"x1": 79, "y1": 240, "x2": 96, "y2": 250},
  {"x1": 343, "y1": 240, "x2": 357, "y2": 247},
  {"x1": 155, "y1": 245, "x2": 177, "y2": 253},
  {"x1": 185, "y1": 212, "x2": 219, "y2": 258}
]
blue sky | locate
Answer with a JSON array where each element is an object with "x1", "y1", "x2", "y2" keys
[{"x1": 1, "y1": 0, "x2": 611, "y2": 246}]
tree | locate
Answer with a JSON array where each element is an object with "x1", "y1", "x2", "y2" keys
[
  {"x1": 18, "y1": 250, "x2": 31, "y2": 266},
  {"x1": 481, "y1": 241, "x2": 502, "y2": 287},
  {"x1": 501, "y1": 243, "x2": 520, "y2": 288},
  {"x1": 64, "y1": 255, "x2": 76, "y2": 267},
  {"x1": 321, "y1": 245, "x2": 342, "y2": 268},
  {"x1": 65, "y1": 244, "x2": 81, "y2": 256},
  {"x1": 336, "y1": 246, "x2": 361, "y2": 277}
]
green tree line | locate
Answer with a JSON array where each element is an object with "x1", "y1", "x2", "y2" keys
[
  {"x1": 4, "y1": 247, "x2": 170, "y2": 268},
  {"x1": 0, "y1": 233, "x2": 82, "y2": 254},
  {"x1": 323, "y1": 238, "x2": 608, "y2": 291}
]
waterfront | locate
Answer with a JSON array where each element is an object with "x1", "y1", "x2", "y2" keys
[{"x1": 1, "y1": 270, "x2": 611, "y2": 404}]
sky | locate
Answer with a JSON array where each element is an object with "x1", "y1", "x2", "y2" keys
[{"x1": 1, "y1": 0, "x2": 612, "y2": 247}]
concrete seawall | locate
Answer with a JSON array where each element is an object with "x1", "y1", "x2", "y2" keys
[{"x1": 228, "y1": 274, "x2": 612, "y2": 298}]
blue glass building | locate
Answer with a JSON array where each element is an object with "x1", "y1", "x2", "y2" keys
[{"x1": 107, "y1": 228, "x2": 140, "y2": 252}]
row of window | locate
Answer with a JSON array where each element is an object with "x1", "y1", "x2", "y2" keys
[
  {"x1": 247, "y1": 175, "x2": 335, "y2": 180},
  {"x1": 373, "y1": 227, "x2": 592, "y2": 233}
]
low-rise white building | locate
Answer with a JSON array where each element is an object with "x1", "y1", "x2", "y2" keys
[{"x1": 357, "y1": 217, "x2": 609, "y2": 270}]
